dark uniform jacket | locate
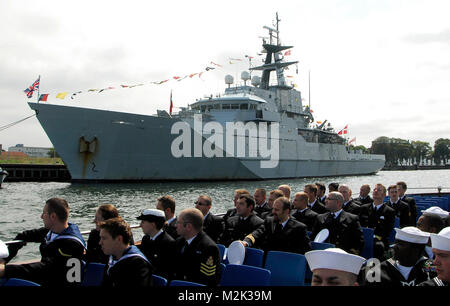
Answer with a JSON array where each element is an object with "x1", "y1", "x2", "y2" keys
[
  {"x1": 359, "y1": 203, "x2": 396, "y2": 246},
  {"x1": 418, "y1": 277, "x2": 449, "y2": 286},
  {"x1": 342, "y1": 199, "x2": 362, "y2": 215},
  {"x1": 102, "y1": 245, "x2": 153, "y2": 287},
  {"x1": 254, "y1": 202, "x2": 272, "y2": 218},
  {"x1": 292, "y1": 207, "x2": 318, "y2": 231},
  {"x1": 219, "y1": 213, "x2": 264, "y2": 246},
  {"x1": 387, "y1": 200, "x2": 411, "y2": 228},
  {"x1": 399, "y1": 195, "x2": 418, "y2": 226},
  {"x1": 309, "y1": 200, "x2": 328, "y2": 214},
  {"x1": 361, "y1": 257, "x2": 436, "y2": 287},
  {"x1": 203, "y1": 212, "x2": 224, "y2": 243},
  {"x1": 85, "y1": 229, "x2": 109, "y2": 264},
  {"x1": 5, "y1": 224, "x2": 86, "y2": 287},
  {"x1": 138, "y1": 230, "x2": 175, "y2": 279},
  {"x1": 357, "y1": 195, "x2": 373, "y2": 205},
  {"x1": 244, "y1": 217, "x2": 311, "y2": 255},
  {"x1": 172, "y1": 231, "x2": 221, "y2": 286},
  {"x1": 222, "y1": 207, "x2": 237, "y2": 222},
  {"x1": 311, "y1": 211, "x2": 365, "y2": 255},
  {"x1": 163, "y1": 217, "x2": 179, "y2": 240},
  {"x1": 318, "y1": 196, "x2": 327, "y2": 206}
]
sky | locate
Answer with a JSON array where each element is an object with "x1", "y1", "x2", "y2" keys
[{"x1": 1, "y1": 0, "x2": 449, "y2": 150}]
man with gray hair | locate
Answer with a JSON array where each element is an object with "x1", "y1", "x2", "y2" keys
[
  {"x1": 311, "y1": 191, "x2": 365, "y2": 255},
  {"x1": 338, "y1": 184, "x2": 361, "y2": 215}
]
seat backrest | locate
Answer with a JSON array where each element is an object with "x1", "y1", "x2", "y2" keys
[
  {"x1": 220, "y1": 264, "x2": 271, "y2": 286},
  {"x1": 264, "y1": 251, "x2": 306, "y2": 286},
  {"x1": 243, "y1": 247, "x2": 264, "y2": 267},
  {"x1": 217, "y1": 243, "x2": 226, "y2": 263},
  {"x1": 3, "y1": 278, "x2": 41, "y2": 286},
  {"x1": 152, "y1": 274, "x2": 168, "y2": 287},
  {"x1": 311, "y1": 242, "x2": 335, "y2": 250},
  {"x1": 361, "y1": 227, "x2": 374, "y2": 259},
  {"x1": 169, "y1": 280, "x2": 206, "y2": 286},
  {"x1": 81, "y1": 263, "x2": 106, "y2": 286}
]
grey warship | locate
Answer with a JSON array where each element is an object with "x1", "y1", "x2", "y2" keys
[{"x1": 28, "y1": 15, "x2": 385, "y2": 181}]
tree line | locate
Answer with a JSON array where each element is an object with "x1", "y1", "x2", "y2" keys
[{"x1": 351, "y1": 137, "x2": 450, "y2": 167}]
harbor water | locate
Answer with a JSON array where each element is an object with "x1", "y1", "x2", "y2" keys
[{"x1": 1, "y1": 169, "x2": 449, "y2": 263}]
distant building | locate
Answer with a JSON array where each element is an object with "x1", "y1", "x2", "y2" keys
[
  {"x1": 8, "y1": 144, "x2": 52, "y2": 158},
  {"x1": 1, "y1": 151, "x2": 28, "y2": 158}
]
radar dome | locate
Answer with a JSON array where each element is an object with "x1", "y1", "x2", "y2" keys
[
  {"x1": 241, "y1": 71, "x2": 251, "y2": 81},
  {"x1": 225, "y1": 75, "x2": 234, "y2": 85},
  {"x1": 251, "y1": 76, "x2": 261, "y2": 86}
]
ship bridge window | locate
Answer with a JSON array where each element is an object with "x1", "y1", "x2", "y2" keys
[
  {"x1": 222, "y1": 104, "x2": 230, "y2": 109},
  {"x1": 231, "y1": 104, "x2": 239, "y2": 109},
  {"x1": 206, "y1": 105, "x2": 214, "y2": 111},
  {"x1": 201, "y1": 105, "x2": 206, "y2": 112},
  {"x1": 240, "y1": 103, "x2": 249, "y2": 110},
  {"x1": 249, "y1": 104, "x2": 257, "y2": 110},
  {"x1": 213, "y1": 104, "x2": 220, "y2": 109}
]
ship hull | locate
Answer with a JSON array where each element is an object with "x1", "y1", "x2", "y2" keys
[{"x1": 29, "y1": 102, "x2": 385, "y2": 181}]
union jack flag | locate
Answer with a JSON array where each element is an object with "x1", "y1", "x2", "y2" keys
[{"x1": 24, "y1": 76, "x2": 40, "y2": 98}]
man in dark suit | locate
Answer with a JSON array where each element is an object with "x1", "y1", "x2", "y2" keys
[
  {"x1": 172, "y1": 208, "x2": 221, "y2": 286},
  {"x1": 357, "y1": 184, "x2": 373, "y2": 205},
  {"x1": 291, "y1": 191, "x2": 318, "y2": 231},
  {"x1": 260, "y1": 189, "x2": 284, "y2": 219},
  {"x1": 195, "y1": 195, "x2": 224, "y2": 243},
  {"x1": 311, "y1": 191, "x2": 365, "y2": 255},
  {"x1": 359, "y1": 184, "x2": 396, "y2": 260},
  {"x1": 137, "y1": 209, "x2": 175, "y2": 279},
  {"x1": 315, "y1": 182, "x2": 327, "y2": 205},
  {"x1": 338, "y1": 184, "x2": 361, "y2": 215},
  {"x1": 305, "y1": 184, "x2": 327, "y2": 214},
  {"x1": 219, "y1": 194, "x2": 264, "y2": 246},
  {"x1": 242, "y1": 197, "x2": 311, "y2": 255},
  {"x1": 157, "y1": 195, "x2": 179, "y2": 240},
  {"x1": 253, "y1": 188, "x2": 271, "y2": 217},
  {"x1": 397, "y1": 181, "x2": 418, "y2": 226},
  {"x1": 223, "y1": 189, "x2": 249, "y2": 222},
  {"x1": 387, "y1": 185, "x2": 411, "y2": 228}
]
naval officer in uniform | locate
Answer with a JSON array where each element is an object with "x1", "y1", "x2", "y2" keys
[
  {"x1": 100, "y1": 217, "x2": 154, "y2": 287},
  {"x1": 0, "y1": 198, "x2": 86, "y2": 287},
  {"x1": 305, "y1": 248, "x2": 366, "y2": 286},
  {"x1": 172, "y1": 208, "x2": 221, "y2": 286},
  {"x1": 419, "y1": 227, "x2": 450, "y2": 286},
  {"x1": 361, "y1": 227, "x2": 435, "y2": 286},
  {"x1": 137, "y1": 208, "x2": 175, "y2": 279}
]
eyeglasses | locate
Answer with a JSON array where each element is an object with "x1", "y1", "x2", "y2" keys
[{"x1": 195, "y1": 201, "x2": 209, "y2": 206}]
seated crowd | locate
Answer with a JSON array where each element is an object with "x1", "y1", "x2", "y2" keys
[{"x1": 0, "y1": 181, "x2": 449, "y2": 287}]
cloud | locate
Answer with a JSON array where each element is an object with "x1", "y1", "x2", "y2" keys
[{"x1": 404, "y1": 28, "x2": 450, "y2": 44}]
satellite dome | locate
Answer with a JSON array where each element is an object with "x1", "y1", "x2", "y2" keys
[
  {"x1": 225, "y1": 75, "x2": 234, "y2": 85},
  {"x1": 241, "y1": 71, "x2": 251, "y2": 81},
  {"x1": 251, "y1": 76, "x2": 261, "y2": 86}
]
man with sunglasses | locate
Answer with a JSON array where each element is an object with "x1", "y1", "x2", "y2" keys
[{"x1": 195, "y1": 195, "x2": 224, "y2": 243}]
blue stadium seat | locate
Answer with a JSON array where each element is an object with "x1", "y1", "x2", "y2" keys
[
  {"x1": 152, "y1": 274, "x2": 168, "y2": 287},
  {"x1": 3, "y1": 278, "x2": 41, "y2": 286},
  {"x1": 220, "y1": 264, "x2": 271, "y2": 286},
  {"x1": 361, "y1": 227, "x2": 374, "y2": 259},
  {"x1": 264, "y1": 251, "x2": 306, "y2": 286},
  {"x1": 169, "y1": 280, "x2": 206, "y2": 286},
  {"x1": 217, "y1": 243, "x2": 227, "y2": 263},
  {"x1": 388, "y1": 217, "x2": 400, "y2": 244},
  {"x1": 311, "y1": 242, "x2": 335, "y2": 250},
  {"x1": 81, "y1": 262, "x2": 105, "y2": 286},
  {"x1": 243, "y1": 247, "x2": 264, "y2": 267}
]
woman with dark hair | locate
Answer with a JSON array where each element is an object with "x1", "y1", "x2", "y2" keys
[{"x1": 84, "y1": 204, "x2": 120, "y2": 263}]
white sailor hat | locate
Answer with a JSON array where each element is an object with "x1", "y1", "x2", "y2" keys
[
  {"x1": 394, "y1": 226, "x2": 430, "y2": 244},
  {"x1": 421, "y1": 206, "x2": 449, "y2": 218},
  {"x1": 137, "y1": 209, "x2": 166, "y2": 221},
  {"x1": 305, "y1": 248, "x2": 366, "y2": 275},
  {"x1": 430, "y1": 227, "x2": 450, "y2": 252}
]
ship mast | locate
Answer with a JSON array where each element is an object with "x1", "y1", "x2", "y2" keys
[{"x1": 250, "y1": 13, "x2": 298, "y2": 89}]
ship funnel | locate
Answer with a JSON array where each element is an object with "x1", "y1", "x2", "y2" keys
[
  {"x1": 225, "y1": 75, "x2": 234, "y2": 88},
  {"x1": 251, "y1": 76, "x2": 261, "y2": 87}
]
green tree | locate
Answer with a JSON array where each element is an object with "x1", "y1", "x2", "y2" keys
[
  {"x1": 433, "y1": 138, "x2": 450, "y2": 165},
  {"x1": 47, "y1": 148, "x2": 60, "y2": 158},
  {"x1": 411, "y1": 141, "x2": 431, "y2": 165}
]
